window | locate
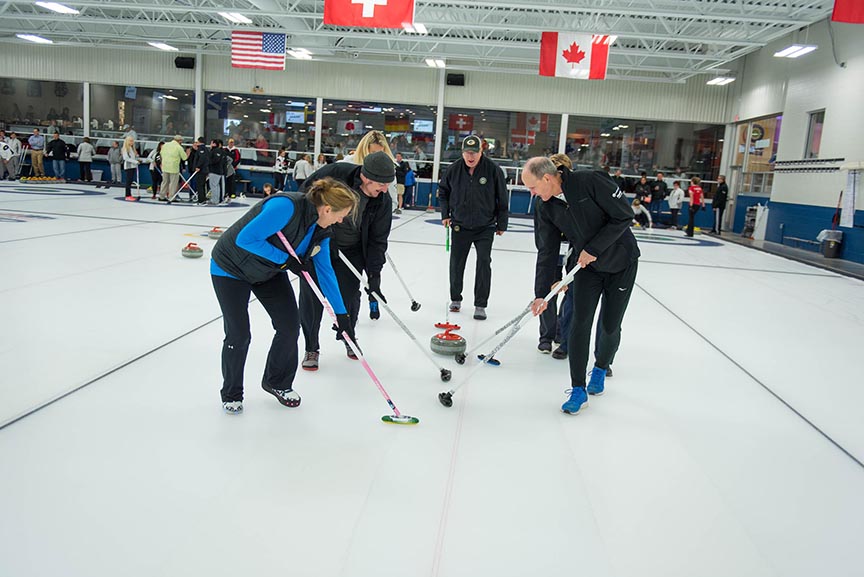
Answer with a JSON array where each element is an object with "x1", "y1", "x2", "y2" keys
[
  {"x1": 89, "y1": 84, "x2": 194, "y2": 141},
  {"x1": 805, "y1": 110, "x2": 824, "y2": 159},
  {"x1": 0, "y1": 78, "x2": 84, "y2": 136}
]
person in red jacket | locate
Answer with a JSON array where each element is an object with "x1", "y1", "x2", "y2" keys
[{"x1": 685, "y1": 176, "x2": 704, "y2": 237}]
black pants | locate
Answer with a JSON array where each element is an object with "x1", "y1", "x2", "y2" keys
[
  {"x1": 449, "y1": 226, "x2": 495, "y2": 307},
  {"x1": 124, "y1": 168, "x2": 136, "y2": 196},
  {"x1": 275, "y1": 173, "x2": 285, "y2": 192},
  {"x1": 568, "y1": 260, "x2": 638, "y2": 387},
  {"x1": 195, "y1": 172, "x2": 208, "y2": 203},
  {"x1": 713, "y1": 206, "x2": 725, "y2": 233},
  {"x1": 226, "y1": 174, "x2": 235, "y2": 197},
  {"x1": 299, "y1": 245, "x2": 364, "y2": 352},
  {"x1": 539, "y1": 265, "x2": 564, "y2": 345},
  {"x1": 670, "y1": 208, "x2": 680, "y2": 227},
  {"x1": 150, "y1": 169, "x2": 162, "y2": 194},
  {"x1": 212, "y1": 273, "x2": 300, "y2": 402},
  {"x1": 295, "y1": 178, "x2": 305, "y2": 191},
  {"x1": 80, "y1": 162, "x2": 92, "y2": 182},
  {"x1": 686, "y1": 205, "x2": 699, "y2": 236}
]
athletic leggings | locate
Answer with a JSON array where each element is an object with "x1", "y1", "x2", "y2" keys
[
  {"x1": 124, "y1": 168, "x2": 136, "y2": 196},
  {"x1": 567, "y1": 260, "x2": 638, "y2": 387},
  {"x1": 212, "y1": 273, "x2": 300, "y2": 402}
]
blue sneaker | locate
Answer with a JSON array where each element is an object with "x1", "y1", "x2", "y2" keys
[
  {"x1": 587, "y1": 367, "x2": 606, "y2": 395},
  {"x1": 369, "y1": 301, "x2": 380, "y2": 320},
  {"x1": 561, "y1": 387, "x2": 588, "y2": 414}
]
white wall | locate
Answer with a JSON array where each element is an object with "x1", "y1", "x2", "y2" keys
[{"x1": 730, "y1": 19, "x2": 864, "y2": 209}]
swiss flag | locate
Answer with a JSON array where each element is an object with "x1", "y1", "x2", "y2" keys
[
  {"x1": 832, "y1": 0, "x2": 864, "y2": 23},
  {"x1": 539, "y1": 32, "x2": 611, "y2": 80},
  {"x1": 324, "y1": 0, "x2": 416, "y2": 29},
  {"x1": 448, "y1": 114, "x2": 473, "y2": 131}
]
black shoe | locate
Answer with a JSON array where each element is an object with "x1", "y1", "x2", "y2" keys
[
  {"x1": 345, "y1": 340, "x2": 360, "y2": 360},
  {"x1": 538, "y1": 342, "x2": 552, "y2": 354},
  {"x1": 606, "y1": 366, "x2": 613, "y2": 378},
  {"x1": 552, "y1": 346, "x2": 568, "y2": 360},
  {"x1": 261, "y1": 382, "x2": 301, "y2": 407}
]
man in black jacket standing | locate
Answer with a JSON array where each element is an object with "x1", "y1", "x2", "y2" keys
[
  {"x1": 188, "y1": 137, "x2": 210, "y2": 204},
  {"x1": 711, "y1": 175, "x2": 729, "y2": 234},
  {"x1": 439, "y1": 135, "x2": 509, "y2": 320},
  {"x1": 298, "y1": 151, "x2": 394, "y2": 369},
  {"x1": 523, "y1": 157, "x2": 640, "y2": 415}
]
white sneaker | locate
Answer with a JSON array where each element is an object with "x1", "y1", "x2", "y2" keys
[
  {"x1": 222, "y1": 401, "x2": 243, "y2": 414},
  {"x1": 262, "y1": 383, "x2": 301, "y2": 407}
]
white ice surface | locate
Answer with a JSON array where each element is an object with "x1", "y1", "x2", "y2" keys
[{"x1": 1, "y1": 183, "x2": 862, "y2": 577}]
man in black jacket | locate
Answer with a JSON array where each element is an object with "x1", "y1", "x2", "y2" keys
[
  {"x1": 523, "y1": 156, "x2": 640, "y2": 415},
  {"x1": 208, "y1": 139, "x2": 227, "y2": 205},
  {"x1": 188, "y1": 137, "x2": 210, "y2": 204},
  {"x1": 711, "y1": 175, "x2": 729, "y2": 234},
  {"x1": 298, "y1": 151, "x2": 394, "y2": 368},
  {"x1": 45, "y1": 132, "x2": 68, "y2": 180},
  {"x1": 439, "y1": 135, "x2": 509, "y2": 320}
]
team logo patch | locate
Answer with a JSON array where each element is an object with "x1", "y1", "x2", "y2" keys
[
  {"x1": 479, "y1": 177, "x2": 488, "y2": 185},
  {"x1": 613, "y1": 188, "x2": 624, "y2": 199}
]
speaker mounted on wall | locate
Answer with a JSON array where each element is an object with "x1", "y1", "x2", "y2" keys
[
  {"x1": 174, "y1": 56, "x2": 196, "y2": 69},
  {"x1": 446, "y1": 73, "x2": 465, "y2": 86}
]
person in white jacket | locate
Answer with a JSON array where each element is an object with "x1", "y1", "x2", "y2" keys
[
  {"x1": 666, "y1": 180, "x2": 685, "y2": 229},
  {"x1": 293, "y1": 153, "x2": 313, "y2": 189},
  {"x1": 121, "y1": 136, "x2": 140, "y2": 200},
  {"x1": 76, "y1": 137, "x2": 95, "y2": 182}
]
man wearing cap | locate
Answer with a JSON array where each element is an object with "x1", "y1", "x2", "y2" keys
[
  {"x1": 297, "y1": 151, "x2": 395, "y2": 368},
  {"x1": 439, "y1": 134, "x2": 509, "y2": 320}
]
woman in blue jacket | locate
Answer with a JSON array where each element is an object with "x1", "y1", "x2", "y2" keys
[{"x1": 210, "y1": 178, "x2": 358, "y2": 414}]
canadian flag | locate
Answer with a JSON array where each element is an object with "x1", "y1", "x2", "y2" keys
[
  {"x1": 448, "y1": 114, "x2": 473, "y2": 131},
  {"x1": 324, "y1": 0, "x2": 416, "y2": 29},
  {"x1": 539, "y1": 32, "x2": 612, "y2": 80},
  {"x1": 831, "y1": 0, "x2": 864, "y2": 23}
]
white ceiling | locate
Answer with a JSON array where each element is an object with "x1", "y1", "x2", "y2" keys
[{"x1": 0, "y1": 0, "x2": 835, "y2": 83}]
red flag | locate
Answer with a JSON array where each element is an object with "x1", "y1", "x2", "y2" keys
[
  {"x1": 539, "y1": 32, "x2": 611, "y2": 80},
  {"x1": 324, "y1": 0, "x2": 416, "y2": 28},
  {"x1": 832, "y1": 0, "x2": 864, "y2": 23},
  {"x1": 448, "y1": 114, "x2": 473, "y2": 131}
]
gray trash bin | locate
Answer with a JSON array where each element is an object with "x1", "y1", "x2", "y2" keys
[{"x1": 822, "y1": 230, "x2": 843, "y2": 258}]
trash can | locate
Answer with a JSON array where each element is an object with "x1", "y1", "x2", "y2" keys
[
  {"x1": 91, "y1": 169, "x2": 103, "y2": 182},
  {"x1": 821, "y1": 230, "x2": 843, "y2": 258}
]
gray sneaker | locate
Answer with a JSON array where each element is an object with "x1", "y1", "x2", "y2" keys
[
  {"x1": 301, "y1": 350, "x2": 319, "y2": 371},
  {"x1": 449, "y1": 301, "x2": 462, "y2": 313},
  {"x1": 473, "y1": 307, "x2": 487, "y2": 320},
  {"x1": 222, "y1": 401, "x2": 243, "y2": 414}
]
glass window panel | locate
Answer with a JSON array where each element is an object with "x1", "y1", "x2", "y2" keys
[
  {"x1": 805, "y1": 110, "x2": 824, "y2": 159},
  {"x1": 89, "y1": 84, "x2": 194, "y2": 143},
  {"x1": 0, "y1": 78, "x2": 84, "y2": 137}
]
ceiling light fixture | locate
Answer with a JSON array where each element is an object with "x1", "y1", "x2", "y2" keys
[
  {"x1": 773, "y1": 44, "x2": 817, "y2": 58},
  {"x1": 260, "y1": 108, "x2": 272, "y2": 113},
  {"x1": 218, "y1": 12, "x2": 252, "y2": 24},
  {"x1": 162, "y1": 94, "x2": 178, "y2": 100},
  {"x1": 706, "y1": 77, "x2": 735, "y2": 85},
  {"x1": 403, "y1": 22, "x2": 428, "y2": 34},
  {"x1": 288, "y1": 48, "x2": 312, "y2": 60},
  {"x1": 147, "y1": 42, "x2": 178, "y2": 52},
  {"x1": 424, "y1": 58, "x2": 445, "y2": 68},
  {"x1": 16, "y1": 33, "x2": 53, "y2": 44},
  {"x1": 34, "y1": 2, "x2": 79, "y2": 14}
]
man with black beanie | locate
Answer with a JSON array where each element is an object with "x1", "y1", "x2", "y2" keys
[
  {"x1": 297, "y1": 151, "x2": 395, "y2": 369},
  {"x1": 188, "y1": 137, "x2": 210, "y2": 204},
  {"x1": 439, "y1": 134, "x2": 509, "y2": 321}
]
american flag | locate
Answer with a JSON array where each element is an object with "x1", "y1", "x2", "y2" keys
[{"x1": 231, "y1": 31, "x2": 286, "y2": 70}]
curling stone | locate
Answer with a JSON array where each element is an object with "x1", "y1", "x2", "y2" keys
[
  {"x1": 182, "y1": 242, "x2": 204, "y2": 258},
  {"x1": 430, "y1": 321, "x2": 466, "y2": 356},
  {"x1": 208, "y1": 227, "x2": 224, "y2": 240}
]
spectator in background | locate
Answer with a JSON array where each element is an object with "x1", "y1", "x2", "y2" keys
[
  {"x1": 225, "y1": 137, "x2": 241, "y2": 198},
  {"x1": 315, "y1": 153, "x2": 327, "y2": 171},
  {"x1": 123, "y1": 125, "x2": 138, "y2": 142},
  {"x1": 262, "y1": 182, "x2": 274, "y2": 196},
  {"x1": 686, "y1": 176, "x2": 705, "y2": 237},
  {"x1": 394, "y1": 152, "x2": 410, "y2": 214},
  {"x1": 634, "y1": 174, "x2": 651, "y2": 205},
  {"x1": 121, "y1": 136, "x2": 140, "y2": 200},
  {"x1": 612, "y1": 168, "x2": 629, "y2": 194},
  {"x1": 76, "y1": 137, "x2": 95, "y2": 182},
  {"x1": 666, "y1": 180, "x2": 685, "y2": 229},
  {"x1": 255, "y1": 134, "x2": 270, "y2": 165},
  {"x1": 650, "y1": 172, "x2": 668, "y2": 218},
  {"x1": 711, "y1": 175, "x2": 729, "y2": 234},
  {"x1": 160, "y1": 135, "x2": 188, "y2": 202},
  {"x1": 147, "y1": 141, "x2": 163, "y2": 199},
  {"x1": 108, "y1": 141, "x2": 122, "y2": 183},
  {"x1": 6, "y1": 132, "x2": 22, "y2": 179},
  {"x1": 45, "y1": 132, "x2": 68, "y2": 180},
  {"x1": 0, "y1": 131, "x2": 10, "y2": 180},
  {"x1": 28, "y1": 128, "x2": 46, "y2": 177},
  {"x1": 188, "y1": 137, "x2": 210, "y2": 204},
  {"x1": 274, "y1": 147, "x2": 288, "y2": 191},
  {"x1": 293, "y1": 153, "x2": 313, "y2": 190}
]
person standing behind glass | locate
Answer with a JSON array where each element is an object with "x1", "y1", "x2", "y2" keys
[
  {"x1": 121, "y1": 136, "x2": 139, "y2": 200},
  {"x1": 45, "y1": 132, "x2": 68, "y2": 180},
  {"x1": 28, "y1": 129, "x2": 46, "y2": 177},
  {"x1": 439, "y1": 135, "x2": 509, "y2": 321},
  {"x1": 76, "y1": 137, "x2": 95, "y2": 182},
  {"x1": 711, "y1": 175, "x2": 728, "y2": 234}
]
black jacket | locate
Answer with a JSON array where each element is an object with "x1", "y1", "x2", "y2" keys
[
  {"x1": 651, "y1": 179, "x2": 669, "y2": 200},
  {"x1": 212, "y1": 192, "x2": 330, "y2": 285},
  {"x1": 395, "y1": 161, "x2": 409, "y2": 185},
  {"x1": 439, "y1": 155, "x2": 509, "y2": 231},
  {"x1": 634, "y1": 181, "x2": 652, "y2": 202},
  {"x1": 714, "y1": 182, "x2": 729, "y2": 209},
  {"x1": 209, "y1": 146, "x2": 227, "y2": 176},
  {"x1": 45, "y1": 138, "x2": 68, "y2": 161},
  {"x1": 301, "y1": 162, "x2": 392, "y2": 276},
  {"x1": 189, "y1": 146, "x2": 210, "y2": 174},
  {"x1": 533, "y1": 169, "x2": 640, "y2": 298}
]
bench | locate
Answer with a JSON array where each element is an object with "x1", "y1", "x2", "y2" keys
[{"x1": 782, "y1": 236, "x2": 821, "y2": 252}]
